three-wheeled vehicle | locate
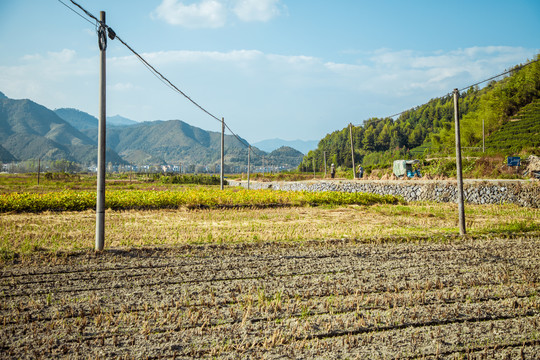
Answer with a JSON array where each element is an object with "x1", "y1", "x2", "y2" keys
[{"x1": 393, "y1": 160, "x2": 421, "y2": 178}]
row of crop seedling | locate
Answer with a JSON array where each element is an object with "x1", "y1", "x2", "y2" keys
[
  {"x1": 0, "y1": 188, "x2": 401, "y2": 213},
  {"x1": 3, "y1": 285, "x2": 537, "y2": 358},
  {"x1": 6, "y1": 276, "x2": 536, "y2": 336}
]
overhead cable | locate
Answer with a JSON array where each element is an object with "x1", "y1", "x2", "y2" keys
[
  {"x1": 113, "y1": 34, "x2": 223, "y2": 124},
  {"x1": 224, "y1": 123, "x2": 250, "y2": 148},
  {"x1": 457, "y1": 57, "x2": 540, "y2": 92},
  {"x1": 57, "y1": 0, "x2": 96, "y2": 26},
  {"x1": 60, "y1": 0, "x2": 251, "y2": 149},
  {"x1": 376, "y1": 56, "x2": 540, "y2": 123},
  {"x1": 68, "y1": 0, "x2": 99, "y2": 23}
]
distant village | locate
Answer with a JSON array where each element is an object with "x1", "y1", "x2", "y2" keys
[{"x1": 1, "y1": 161, "x2": 293, "y2": 175}]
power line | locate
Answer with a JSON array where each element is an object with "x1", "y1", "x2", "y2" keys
[
  {"x1": 60, "y1": 0, "x2": 251, "y2": 149},
  {"x1": 224, "y1": 123, "x2": 250, "y2": 148},
  {"x1": 374, "y1": 56, "x2": 540, "y2": 123},
  {"x1": 457, "y1": 57, "x2": 540, "y2": 92},
  {"x1": 57, "y1": 0, "x2": 96, "y2": 26},
  {"x1": 113, "y1": 34, "x2": 223, "y2": 124},
  {"x1": 68, "y1": 0, "x2": 99, "y2": 23}
]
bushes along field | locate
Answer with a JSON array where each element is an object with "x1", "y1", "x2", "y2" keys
[{"x1": 0, "y1": 188, "x2": 400, "y2": 213}]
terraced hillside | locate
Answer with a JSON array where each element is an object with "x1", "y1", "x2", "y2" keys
[{"x1": 485, "y1": 99, "x2": 540, "y2": 153}]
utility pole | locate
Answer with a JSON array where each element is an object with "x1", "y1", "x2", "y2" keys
[
  {"x1": 312, "y1": 157, "x2": 316, "y2": 179},
  {"x1": 482, "y1": 119, "x2": 485, "y2": 153},
  {"x1": 220, "y1": 117, "x2": 224, "y2": 190},
  {"x1": 247, "y1": 146, "x2": 251, "y2": 190},
  {"x1": 95, "y1": 11, "x2": 107, "y2": 251},
  {"x1": 453, "y1": 89, "x2": 466, "y2": 235},
  {"x1": 323, "y1": 151, "x2": 327, "y2": 178},
  {"x1": 349, "y1": 123, "x2": 356, "y2": 179},
  {"x1": 37, "y1": 158, "x2": 41, "y2": 185}
]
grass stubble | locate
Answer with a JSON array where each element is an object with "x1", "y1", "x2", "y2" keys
[
  {"x1": 0, "y1": 201, "x2": 538, "y2": 257},
  {"x1": 0, "y1": 187, "x2": 539, "y2": 358}
]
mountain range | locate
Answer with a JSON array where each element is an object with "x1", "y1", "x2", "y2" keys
[
  {"x1": 53, "y1": 108, "x2": 139, "y2": 130},
  {"x1": 0, "y1": 92, "x2": 304, "y2": 169},
  {"x1": 0, "y1": 94, "x2": 125, "y2": 165}
]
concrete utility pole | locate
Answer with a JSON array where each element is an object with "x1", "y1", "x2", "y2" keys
[
  {"x1": 220, "y1": 117, "x2": 225, "y2": 190},
  {"x1": 349, "y1": 123, "x2": 356, "y2": 179},
  {"x1": 37, "y1": 158, "x2": 41, "y2": 185},
  {"x1": 247, "y1": 146, "x2": 251, "y2": 189},
  {"x1": 95, "y1": 11, "x2": 107, "y2": 251},
  {"x1": 453, "y1": 89, "x2": 466, "y2": 235},
  {"x1": 313, "y1": 157, "x2": 316, "y2": 178},
  {"x1": 323, "y1": 151, "x2": 327, "y2": 178},
  {"x1": 482, "y1": 119, "x2": 485, "y2": 153}
]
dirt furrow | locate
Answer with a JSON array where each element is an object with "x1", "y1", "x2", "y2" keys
[{"x1": 1, "y1": 236, "x2": 538, "y2": 359}]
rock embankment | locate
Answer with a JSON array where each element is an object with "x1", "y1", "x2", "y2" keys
[{"x1": 228, "y1": 179, "x2": 539, "y2": 207}]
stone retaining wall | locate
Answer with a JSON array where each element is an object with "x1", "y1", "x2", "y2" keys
[{"x1": 227, "y1": 179, "x2": 540, "y2": 207}]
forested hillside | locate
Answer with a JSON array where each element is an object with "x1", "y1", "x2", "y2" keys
[
  {"x1": 301, "y1": 55, "x2": 540, "y2": 171},
  {"x1": 0, "y1": 97, "x2": 126, "y2": 165}
]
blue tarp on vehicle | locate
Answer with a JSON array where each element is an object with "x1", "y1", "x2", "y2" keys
[{"x1": 393, "y1": 160, "x2": 420, "y2": 178}]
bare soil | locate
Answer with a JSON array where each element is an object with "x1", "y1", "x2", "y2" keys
[{"x1": 1, "y1": 236, "x2": 539, "y2": 359}]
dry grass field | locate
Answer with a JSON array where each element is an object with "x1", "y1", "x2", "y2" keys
[
  {"x1": 1, "y1": 202, "x2": 538, "y2": 256},
  {"x1": 1, "y1": 174, "x2": 539, "y2": 358}
]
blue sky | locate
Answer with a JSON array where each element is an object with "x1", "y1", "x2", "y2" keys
[{"x1": 0, "y1": 0, "x2": 538, "y2": 143}]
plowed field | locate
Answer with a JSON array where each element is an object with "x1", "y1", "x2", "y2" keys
[{"x1": 1, "y1": 236, "x2": 539, "y2": 359}]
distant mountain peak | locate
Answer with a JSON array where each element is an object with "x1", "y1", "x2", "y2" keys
[
  {"x1": 107, "y1": 115, "x2": 137, "y2": 127},
  {"x1": 253, "y1": 138, "x2": 318, "y2": 154},
  {"x1": 55, "y1": 108, "x2": 98, "y2": 131},
  {"x1": 55, "y1": 109, "x2": 139, "y2": 130}
]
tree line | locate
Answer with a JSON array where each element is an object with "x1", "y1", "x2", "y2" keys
[{"x1": 301, "y1": 54, "x2": 540, "y2": 171}]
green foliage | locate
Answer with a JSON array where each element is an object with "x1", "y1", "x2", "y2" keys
[
  {"x1": 303, "y1": 54, "x2": 540, "y2": 170},
  {"x1": 0, "y1": 188, "x2": 401, "y2": 213},
  {"x1": 160, "y1": 174, "x2": 222, "y2": 185},
  {"x1": 422, "y1": 159, "x2": 458, "y2": 177},
  {"x1": 0, "y1": 191, "x2": 96, "y2": 212},
  {"x1": 483, "y1": 99, "x2": 540, "y2": 154},
  {"x1": 437, "y1": 57, "x2": 540, "y2": 150}
]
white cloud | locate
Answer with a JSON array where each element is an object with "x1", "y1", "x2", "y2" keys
[
  {"x1": 233, "y1": 0, "x2": 283, "y2": 22},
  {"x1": 152, "y1": 0, "x2": 227, "y2": 28},
  {"x1": 1, "y1": 46, "x2": 537, "y2": 141},
  {"x1": 110, "y1": 82, "x2": 134, "y2": 92},
  {"x1": 47, "y1": 49, "x2": 77, "y2": 63},
  {"x1": 0, "y1": 49, "x2": 97, "y2": 113},
  {"x1": 152, "y1": 0, "x2": 284, "y2": 28}
]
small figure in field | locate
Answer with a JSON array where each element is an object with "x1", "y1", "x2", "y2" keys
[
  {"x1": 330, "y1": 163, "x2": 335, "y2": 179},
  {"x1": 357, "y1": 165, "x2": 364, "y2": 179}
]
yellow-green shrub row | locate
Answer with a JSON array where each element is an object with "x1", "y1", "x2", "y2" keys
[{"x1": 0, "y1": 188, "x2": 400, "y2": 213}]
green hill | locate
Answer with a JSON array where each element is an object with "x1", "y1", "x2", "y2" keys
[
  {"x1": 84, "y1": 120, "x2": 260, "y2": 167},
  {"x1": 267, "y1": 146, "x2": 304, "y2": 168},
  {"x1": 301, "y1": 54, "x2": 540, "y2": 170},
  {"x1": 54, "y1": 108, "x2": 98, "y2": 130},
  {"x1": 484, "y1": 99, "x2": 540, "y2": 152},
  {"x1": 0, "y1": 144, "x2": 16, "y2": 162},
  {"x1": 0, "y1": 97, "x2": 126, "y2": 164}
]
